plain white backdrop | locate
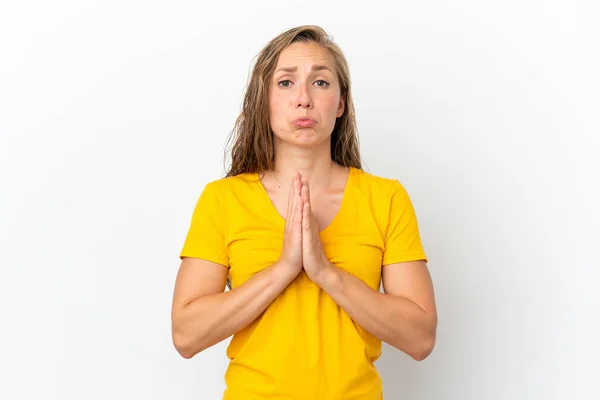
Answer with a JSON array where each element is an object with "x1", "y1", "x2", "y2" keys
[{"x1": 1, "y1": 1, "x2": 599, "y2": 399}]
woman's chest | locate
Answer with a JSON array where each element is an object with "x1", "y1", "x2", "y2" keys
[
  {"x1": 224, "y1": 219, "x2": 385, "y2": 290},
  {"x1": 266, "y1": 188, "x2": 345, "y2": 234}
]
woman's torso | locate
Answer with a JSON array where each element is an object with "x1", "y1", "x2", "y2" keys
[{"x1": 218, "y1": 167, "x2": 395, "y2": 399}]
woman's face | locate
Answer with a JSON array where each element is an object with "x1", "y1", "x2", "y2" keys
[{"x1": 268, "y1": 41, "x2": 345, "y2": 147}]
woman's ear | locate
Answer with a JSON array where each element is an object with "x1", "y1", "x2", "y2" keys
[{"x1": 336, "y1": 95, "x2": 345, "y2": 118}]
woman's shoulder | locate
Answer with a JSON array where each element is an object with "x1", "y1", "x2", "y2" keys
[
  {"x1": 200, "y1": 171, "x2": 261, "y2": 195},
  {"x1": 350, "y1": 167, "x2": 405, "y2": 196}
]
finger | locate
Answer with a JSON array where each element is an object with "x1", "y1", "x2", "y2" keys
[
  {"x1": 296, "y1": 191, "x2": 304, "y2": 225},
  {"x1": 291, "y1": 173, "x2": 301, "y2": 210},
  {"x1": 294, "y1": 178, "x2": 303, "y2": 244},
  {"x1": 289, "y1": 195, "x2": 297, "y2": 240},
  {"x1": 295, "y1": 176, "x2": 303, "y2": 226},
  {"x1": 292, "y1": 174, "x2": 302, "y2": 226},
  {"x1": 302, "y1": 197, "x2": 311, "y2": 230},
  {"x1": 301, "y1": 183, "x2": 309, "y2": 207},
  {"x1": 285, "y1": 172, "x2": 295, "y2": 228},
  {"x1": 296, "y1": 172, "x2": 302, "y2": 196},
  {"x1": 294, "y1": 196, "x2": 303, "y2": 244},
  {"x1": 299, "y1": 177, "x2": 307, "y2": 203}
]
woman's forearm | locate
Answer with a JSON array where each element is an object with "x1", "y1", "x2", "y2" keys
[
  {"x1": 315, "y1": 263, "x2": 436, "y2": 361},
  {"x1": 172, "y1": 262, "x2": 296, "y2": 358}
]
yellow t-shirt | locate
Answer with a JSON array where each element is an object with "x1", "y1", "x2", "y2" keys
[{"x1": 179, "y1": 166, "x2": 428, "y2": 400}]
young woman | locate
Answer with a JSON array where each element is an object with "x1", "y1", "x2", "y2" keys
[{"x1": 171, "y1": 25, "x2": 437, "y2": 400}]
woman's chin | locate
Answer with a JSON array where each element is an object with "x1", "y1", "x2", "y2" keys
[
  {"x1": 293, "y1": 128, "x2": 323, "y2": 143},
  {"x1": 273, "y1": 129, "x2": 329, "y2": 147}
]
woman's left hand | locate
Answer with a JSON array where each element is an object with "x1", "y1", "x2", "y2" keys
[{"x1": 301, "y1": 177, "x2": 333, "y2": 285}]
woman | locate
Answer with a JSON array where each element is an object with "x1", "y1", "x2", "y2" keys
[{"x1": 171, "y1": 25, "x2": 437, "y2": 399}]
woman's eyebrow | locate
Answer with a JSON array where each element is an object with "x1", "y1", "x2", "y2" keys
[{"x1": 275, "y1": 65, "x2": 332, "y2": 74}]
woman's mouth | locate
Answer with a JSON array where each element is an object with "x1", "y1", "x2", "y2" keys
[{"x1": 292, "y1": 118, "x2": 317, "y2": 128}]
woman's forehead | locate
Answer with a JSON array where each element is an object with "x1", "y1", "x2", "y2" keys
[{"x1": 276, "y1": 42, "x2": 335, "y2": 70}]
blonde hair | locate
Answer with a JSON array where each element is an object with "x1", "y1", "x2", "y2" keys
[{"x1": 223, "y1": 25, "x2": 362, "y2": 177}]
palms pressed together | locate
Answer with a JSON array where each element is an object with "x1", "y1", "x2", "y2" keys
[{"x1": 280, "y1": 172, "x2": 333, "y2": 284}]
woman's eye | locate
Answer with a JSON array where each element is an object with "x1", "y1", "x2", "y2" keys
[{"x1": 277, "y1": 80, "x2": 330, "y2": 88}]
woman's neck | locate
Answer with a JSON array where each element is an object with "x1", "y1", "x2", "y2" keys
[{"x1": 271, "y1": 140, "x2": 336, "y2": 190}]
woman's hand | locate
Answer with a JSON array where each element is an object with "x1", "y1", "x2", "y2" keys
[
  {"x1": 276, "y1": 172, "x2": 304, "y2": 278},
  {"x1": 300, "y1": 177, "x2": 333, "y2": 285}
]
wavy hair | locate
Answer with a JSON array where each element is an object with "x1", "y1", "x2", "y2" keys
[{"x1": 223, "y1": 25, "x2": 362, "y2": 177}]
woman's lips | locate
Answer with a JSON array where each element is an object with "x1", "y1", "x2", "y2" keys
[{"x1": 292, "y1": 118, "x2": 316, "y2": 128}]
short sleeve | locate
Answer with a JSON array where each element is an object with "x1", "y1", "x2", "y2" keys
[
  {"x1": 382, "y1": 180, "x2": 428, "y2": 265},
  {"x1": 179, "y1": 182, "x2": 229, "y2": 267}
]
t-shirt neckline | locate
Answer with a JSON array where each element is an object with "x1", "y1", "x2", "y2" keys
[{"x1": 254, "y1": 166, "x2": 356, "y2": 235}]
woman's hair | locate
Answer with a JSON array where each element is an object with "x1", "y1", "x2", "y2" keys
[{"x1": 223, "y1": 25, "x2": 362, "y2": 177}]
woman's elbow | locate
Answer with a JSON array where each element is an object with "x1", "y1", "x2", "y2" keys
[
  {"x1": 410, "y1": 328, "x2": 436, "y2": 361},
  {"x1": 171, "y1": 317, "x2": 206, "y2": 359},
  {"x1": 411, "y1": 337, "x2": 435, "y2": 361},
  {"x1": 172, "y1": 330, "x2": 196, "y2": 359}
]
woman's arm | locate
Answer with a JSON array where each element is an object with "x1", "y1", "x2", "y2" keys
[
  {"x1": 314, "y1": 259, "x2": 437, "y2": 361},
  {"x1": 300, "y1": 176, "x2": 436, "y2": 360},
  {"x1": 173, "y1": 173, "x2": 306, "y2": 358},
  {"x1": 171, "y1": 257, "x2": 297, "y2": 359}
]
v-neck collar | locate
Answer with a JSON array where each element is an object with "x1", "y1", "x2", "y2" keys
[{"x1": 254, "y1": 167, "x2": 356, "y2": 235}]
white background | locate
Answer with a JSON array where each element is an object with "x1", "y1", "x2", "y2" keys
[{"x1": 1, "y1": 1, "x2": 599, "y2": 399}]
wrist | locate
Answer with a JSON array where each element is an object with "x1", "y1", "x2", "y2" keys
[
  {"x1": 314, "y1": 262, "x2": 341, "y2": 291},
  {"x1": 272, "y1": 261, "x2": 301, "y2": 283}
]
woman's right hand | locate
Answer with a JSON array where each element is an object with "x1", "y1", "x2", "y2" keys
[{"x1": 277, "y1": 171, "x2": 304, "y2": 276}]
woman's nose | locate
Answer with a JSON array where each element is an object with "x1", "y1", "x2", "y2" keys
[
  {"x1": 296, "y1": 100, "x2": 311, "y2": 109},
  {"x1": 295, "y1": 84, "x2": 312, "y2": 109}
]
